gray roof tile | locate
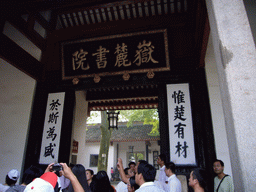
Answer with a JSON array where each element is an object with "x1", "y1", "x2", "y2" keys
[{"x1": 86, "y1": 123, "x2": 160, "y2": 142}]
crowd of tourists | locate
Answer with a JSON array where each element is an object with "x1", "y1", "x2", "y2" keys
[{"x1": 0, "y1": 157, "x2": 233, "y2": 192}]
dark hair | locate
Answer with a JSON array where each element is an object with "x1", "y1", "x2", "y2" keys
[
  {"x1": 124, "y1": 168, "x2": 129, "y2": 175},
  {"x1": 129, "y1": 176, "x2": 139, "y2": 190},
  {"x1": 137, "y1": 163, "x2": 156, "y2": 182},
  {"x1": 68, "y1": 164, "x2": 91, "y2": 192},
  {"x1": 165, "y1": 162, "x2": 176, "y2": 174},
  {"x1": 89, "y1": 176, "x2": 97, "y2": 191},
  {"x1": 214, "y1": 159, "x2": 224, "y2": 167},
  {"x1": 93, "y1": 171, "x2": 114, "y2": 192},
  {"x1": 5, "y1": 176, "x2": 17, "y2": 186},
  {"x1": 86, "y1": 169, "x2": 94, "y2": 176},
  {"x1": 158, "y1": 154, "x2": 167, "y2": 164},
  {"x1": 192, "y1": 168, "x2": 208, "y2": 191},
  {"x1": 69, "y1": 163, "x2": 75, "y2": 169},
  {"x1": 22, "y1": 165, "x2": 44, "y2": 185},
  {"x1": 138, "y1": 160, "x2": 148, "y2": 165},
  {"x1": 128, "y1": 162, "x2": 136, "y2": 167}
]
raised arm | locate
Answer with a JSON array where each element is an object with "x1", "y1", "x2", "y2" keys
[
  {"x1": 117, "y1": 158, "x2": 129, "y2": 184},
  {"x1": 44, "y1": 163, "x2": 54, "y2": 173},
  {"x1": 60, "y1": 163, "x2": 85, "y2": 192}
]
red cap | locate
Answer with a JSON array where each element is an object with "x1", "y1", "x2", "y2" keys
[{"x1": 40, "y1": 172, "x2": 58, "y2": 188}]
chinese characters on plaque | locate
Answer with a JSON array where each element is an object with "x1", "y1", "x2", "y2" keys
[
  {"x1": 167, "y1": 84, "x2": 196, "y2": 165},
  {"x1": 39, "y1": 92, "x2": 65, "y2": 164},
  {"x1": 61, "y1": 29, "x2": 169, "y2": 80}
]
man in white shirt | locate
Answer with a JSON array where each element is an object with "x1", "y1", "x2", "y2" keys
[
  {"x1": 135, "y1": 163, "x2": 165, "y2": 192},
  {"x1": 156, "y1": 154, "x2": 168, "y2": 191},
  {"x1": 164, "y1": 162, "x2": 181, "y2": 192}
]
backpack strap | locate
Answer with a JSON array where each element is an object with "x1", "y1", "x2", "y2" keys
[{"x1": 216, "y1": 175, "x2": 229, "y2": 192}]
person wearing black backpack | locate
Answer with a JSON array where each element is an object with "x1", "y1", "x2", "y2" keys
[{"x1": 213, "y1": 159, "x2": 234, "y2": 192}]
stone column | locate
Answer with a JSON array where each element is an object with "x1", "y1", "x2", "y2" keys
[{"x1": 206, "y1": 0, "x2": 256, "y2": 191}]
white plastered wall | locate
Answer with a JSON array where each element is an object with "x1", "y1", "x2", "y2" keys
[
  {"x1": 84, "y1": 143, "x2": 100, "y2": 175},
  {"x1": 0, "y1": 59, "x2": 36, "y2": 183},
  {"x1": 72, "y1": 91, "x2": 88, "y2": 165},
  {"x1": 0, "y1": 10, "x2": 48, "y2": 184},
  {"x1": 84, "y1": 142, "x2": 115, "y2": 179}
]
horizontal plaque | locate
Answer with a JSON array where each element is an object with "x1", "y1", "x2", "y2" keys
[{"x1": 61, "y1": 29, "x2": 169, "y2": 80}]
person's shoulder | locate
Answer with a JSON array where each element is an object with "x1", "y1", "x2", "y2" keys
[
  {"x1": 0, "y1": 184, "x2": 10, "y2": 190},
  {"x1": 148, "y1": 184, "x2": 165, "y2": 192},
  {"x1": 169, "y1": 174, "x2": 180, "y2": 182},
  {"x1": 6, "y1": 185, "x2": 26, "y2": 192},
  {"x1": 0, "y1": 183, "x2": 6, "y2": 187},
  {"x1": 175, "y1": 176, "x2": 182, "y2": 185},
  {"x1": 152, "y1": 185, "x2": 165, "y2": 192},
  {"x1": 224, "y1": 175, "x2": 233, "y2": 182},
  {"x1": 115, "y1": 181, "x2": 126, "y2": 189},
  {"x1": 214, "y1": 176, "x2": 219, "y2": 180},
  {"x1": 174, "y1": 174, "x2": 180, "y2": 180}
]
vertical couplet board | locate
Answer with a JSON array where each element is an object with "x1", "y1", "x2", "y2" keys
[
  {"x1": 167, "y1": 83, "x2": 196, "y2": 165},
  {"x1": 39, "y1": 92, "x2": 65, "y2": 164}
]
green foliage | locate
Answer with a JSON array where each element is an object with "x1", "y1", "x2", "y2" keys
[
  {"x1": 119, "y1": 109, "x2": 159, "y2": 136},
  {"x1": 86, "y1": 111, "x2": 100, "y2": 125},
  {"x1": 147, "y1": 119, "x2": 160, "y2": 136},
  {"x1": 137, "y1": 153, "x2": 144, "y2": 161}
]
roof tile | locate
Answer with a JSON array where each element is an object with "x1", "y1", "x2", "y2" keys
[{"x1": 86, "y1": 123, "x2": 159, "y2": 142}]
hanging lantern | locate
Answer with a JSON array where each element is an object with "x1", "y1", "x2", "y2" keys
[
  {"x1": 129, "y1": 146, "x2": 134, "y2": 153},
  {"x1": 107, "y1": 111, "x2": 120, "y2": 130}
]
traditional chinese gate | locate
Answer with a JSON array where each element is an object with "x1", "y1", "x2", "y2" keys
[
  {"x1": 24, "y1": 71, "x2": 215, "y2": 192},
  {"x1": 21, "y1": 0, "x2": 215, "y2": 191}
]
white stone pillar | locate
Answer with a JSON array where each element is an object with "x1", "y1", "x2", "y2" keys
[
  {"x1": 206, "y1": 0, "x2": 256, "y2": 191},
  {"x1": 72, "y1": 91, "x2": 88, "y2": 165}
]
